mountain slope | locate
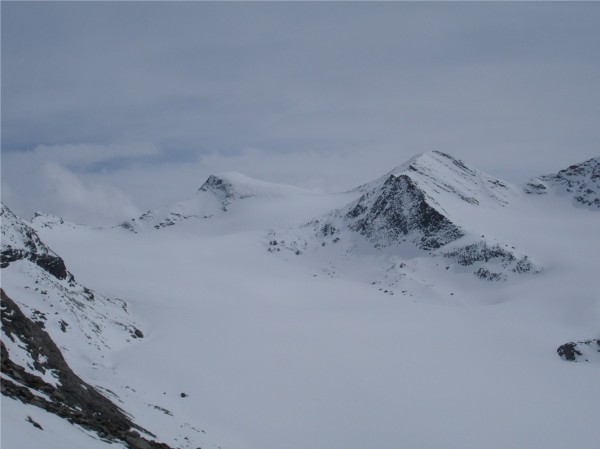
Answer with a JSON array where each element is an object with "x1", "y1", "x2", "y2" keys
[
  {"x1": 2, "y1": 202, "x2": 232, "y2": 449},
  {"x1": 1, "y1": 289, "x2": 171, "y2": 449},
  {"x1": 1, "y1": 202, "x2": 143, "y2": 364},
  {"x1": 525, "y1": 156, "x2": 600, "y2": 209}
]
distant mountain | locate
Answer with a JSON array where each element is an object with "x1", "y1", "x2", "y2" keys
[
  {"x1": 269, "y1": 151, "x2": 540, "y2": 282},
  {"x1": 525, "y1": 156, "x2": 599, "y2": 209},
  {"x1": 342, "y1": 151, "x2": 515, "y2": 250},
  {"x1": 30, "y1": 211, "x2": 86, "y2": 231},
  {"x1": 119, "y1": 172, "x2": 316, "y2": 232}
]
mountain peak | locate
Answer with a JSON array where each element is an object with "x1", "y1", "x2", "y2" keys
[
  {"x1": 390, "y1": 150, "x2": 465, "y2": 174},
  {"x1": 359, "y1": 151, "x2": 514, "y2": 210},
  {"x1": 197, "y1": 172, "x2": 260, "y2": 205},
  {"x1": 525, "y1": 156, "x2": 599, "y2": 209},
  {"x1": 1, "y1": 203, "x2": 70, "y2": 280},
  {"x1": 198, "y1": 172, "x2": 311, "y2": 198}
]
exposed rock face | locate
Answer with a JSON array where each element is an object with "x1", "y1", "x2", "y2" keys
[
  {"x1": 1, "y1": 203, "x2": 69, "y2": 280},
  {"x1": 525, "y1": 157, "x2": 599, "y2": 209},
  {"x1": 557, "y1": 339, "x2": 600, "y2": 362},
  {"x1": 346, "y1": 173, "x2": 465, "y2": 250},
  {"x1": 198, "y1": 174, "x2": 250, "y2": 211},
  {"x1": 1, "y1": 289, "x2": 173, "y2": 449},
  {"x1": 311, "y1": 151, "x2": 516, "y2": 251}
]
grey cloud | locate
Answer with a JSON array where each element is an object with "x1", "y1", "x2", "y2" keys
[{"x1": 2, "y1": 2, "x2": 599, "y2": 222}]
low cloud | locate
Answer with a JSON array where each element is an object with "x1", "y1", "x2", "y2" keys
[
  {"x1": 1, "y1": 145, "x2": 144, "y2": 225},
  {"x1": 40, "y1": 163, "x2": 141, "y2": 225}
]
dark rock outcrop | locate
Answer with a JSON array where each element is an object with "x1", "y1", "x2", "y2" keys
[
  {"x1": 1, "y1": 203, "x2": 70, "y2": 280},
  {"x1": 348, "y1": 174, "x2": 464, "y2": 250},
  {"x1": 441, "y1": 241, "x2": 541, "y2": 281},
  {"x1": 199, "y1": 174, "x2": 254, "y2": 211},
  {"x1": 557, "y1": 339, "x2": 600, "y2": 362}
]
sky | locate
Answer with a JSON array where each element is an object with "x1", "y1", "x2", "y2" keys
[{"x1": 2, "y1": 2, "x2": 599, "y2": 225}]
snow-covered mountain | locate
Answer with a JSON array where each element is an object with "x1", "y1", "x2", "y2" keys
[
  {"x1": 3, "y1": 151, "x2": 599, "y2": 449},
  {"x1": 525, "y1": 156, "x2": 600, "y2": 209},
  {"x1": 269, "y1": 151, "x2": 540, "y2": 285},
  {"x1": 118, "y1": 171, "x2": 328, "y2": 232}
]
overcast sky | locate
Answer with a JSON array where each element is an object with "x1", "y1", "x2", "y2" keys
[{"x1": 2, "y1": 2, "x2": 599, "y2": 225}]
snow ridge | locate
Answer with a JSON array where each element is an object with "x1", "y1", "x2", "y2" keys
[{"x1": 358, "y1": 151, "x2": 514, "y2": 209}]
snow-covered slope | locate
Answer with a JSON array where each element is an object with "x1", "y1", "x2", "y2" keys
[
  {"x1": 30, "y1": 211, "x2": 90, "y2": 231},
  {"x1": 1, "y1": 289, "x2": 171, "y2": 449},
  {"x1": 525, "y1": 156, "x2": 599, "y2": 209},
  {"x1": 0, "y1": 203, "x2": 180, "y2": 448},
  {"x1": 1, "y1": 203, "x2": 230, "y2": 449},
  {"x1": 1, "y1": 202, "x2": 143, "y2": 364}
]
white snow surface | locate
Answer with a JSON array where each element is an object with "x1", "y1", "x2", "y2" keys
[
  {"x1": 2, "y1": 152, "x2": 599, "y2": 449},
  {"x1": 360, "y1": 150, "x2": 517, "y2": 210},
  {"x1": 1, "y1": 396, "x2": 128, "y2": 449}
]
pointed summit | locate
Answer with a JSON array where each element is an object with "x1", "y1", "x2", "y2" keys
[
  {"x1": 121, "y1": 172, "x2": 321, "y2": 232},
  {"x1": 338, "y1": 151, "x2": 515, "y2": 250},
  {"x1": 360, "y1": 151, "x2": 514, "y2": 208}
]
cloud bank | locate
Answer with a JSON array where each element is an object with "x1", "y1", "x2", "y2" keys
[{"x1": 2, "y1": 2, "x2": 599, "y2": 224}]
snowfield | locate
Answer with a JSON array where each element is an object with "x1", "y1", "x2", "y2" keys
[{"x1": 2, "y1": 152, "x2": 599, "y2": 449}]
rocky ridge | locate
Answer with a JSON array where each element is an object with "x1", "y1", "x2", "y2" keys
[{"x1": 525, "y1": 156, "x2": 599, "y2": 209}]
